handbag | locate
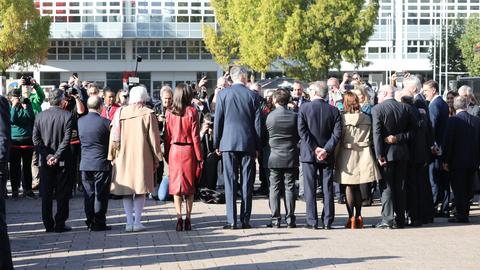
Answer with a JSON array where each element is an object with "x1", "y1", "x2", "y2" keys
[
  {"x1": 196, "y1": 161, "x2": 204, "y2": 182},
  {"x1": 158, "y1": 176, "x2": 169, "y2": 201}
]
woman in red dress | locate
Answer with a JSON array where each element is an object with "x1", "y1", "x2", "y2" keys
[{"x1": 165, "y1": 83, "x2": 203, "y2": 231}]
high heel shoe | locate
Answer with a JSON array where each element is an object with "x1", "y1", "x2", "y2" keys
[
  {"x1": 356, "y1": 216, "x2": 364, "y2": 229},
  {"x1": 176, "y1": 218, "x2": 183, "y2": 231},
  {"x1": 350, "y1": 217, "x2": 357, "y2": 229},
  {"x1": 184, "y1": 218, "x2": 192, "y2": 231},
  {"x1": 345, "y1": 218, "x2": 352, "y2": 229}
]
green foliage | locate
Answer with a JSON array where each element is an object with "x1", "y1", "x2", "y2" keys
[
  {"x1": 0, "y1": 0, "x2": 51, "y2": 75},
  {"x1": 428, "y1": 20, "x2": 466, "y2": 74},
  {"x1": 459, "y1": 15, "x2": 480, "y2": 76},
  {"x1": 204, "y1": 0, "x2": 378, "y2": 81}
]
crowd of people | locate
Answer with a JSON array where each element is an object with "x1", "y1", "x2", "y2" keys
[{"x1": 1, "y1": 66, "x2": 479, "y2": 258}]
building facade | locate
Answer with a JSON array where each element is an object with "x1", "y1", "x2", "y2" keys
[{"x1": 7, "y1": 0, "x2": 480, "y2": 94}]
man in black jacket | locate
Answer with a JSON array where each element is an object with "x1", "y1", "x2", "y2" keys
[
  {"x1": 372, "y1": 85, "x2": 416, "y2": 229},
  {"x1": 298, "y1": 81, "x2": 342, "y2": 230},
  {"x1": 266, "y1": 89, "x2": 300, "y2": 228},
  {"x1": 0, "y1": 94, "x2": 13, "y2": 270},
  {"x1": 33, "y1": 89, "x2": 73, "y2": 233}
]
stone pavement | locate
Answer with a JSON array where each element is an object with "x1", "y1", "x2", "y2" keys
[{"x1": 6, "y1": 194, "x2": 480, "y2": 270}]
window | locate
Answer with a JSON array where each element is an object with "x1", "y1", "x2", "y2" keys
[
  {"x1": 40, "y1": 72, "x2": 60, "y2": 87},
  {"x1": 84, "y1": 47, "x2": 96, "y2": 60}
]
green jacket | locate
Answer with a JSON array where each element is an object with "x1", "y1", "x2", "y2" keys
[
  {"x1": 16, "y1": 84, "x2": 45, "y2": 115},
  {"x1": 10, "y1": 104, "x2": 35, "y2": 140}
]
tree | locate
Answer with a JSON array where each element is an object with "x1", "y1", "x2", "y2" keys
[
  {"x1": 0, "y1": 0, "x2": 51, "y2": 76},
  {"x1": 459, "y1": 14, "x2": 480, "y2": 76},
  {"x1": 281, "y1": 0, "x2": 379, "y2": 81},
  {"x1": 204, "y1": 0, "x2": 301, "y2": 73},
  {"x1": 204, "y1": 0, "x2": 378, "y2": 81},
  {"x1": 428, "y1": 20, "x2": 466, "y2": 75}
]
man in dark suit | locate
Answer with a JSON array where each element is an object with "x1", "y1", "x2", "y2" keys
[
  {"x1": 298, "y1": 81, "x2": 342, "y2": 229},
  {"x1": 0, "y1": 95, "x2": 13, "y2": 270},
  {"x1": 372, "y1": 85, "x2": 416, "y2": 229},
  {"x1": 78, "y1": 96, "x2": 112, "y2": 231},
  {"x1": 442, "y1": 96, "x2": 480, "y2": 223},
  {"x1": 423, "y1": 80, "x2": 450, "y2": 217},
  {"x1": 33, "y1": 89, "x2": 73, "y2": 233},
  {"x1": 266, "y1": 89, "x2": 300, "y2": 228},
  {"x1": 401, "y1": 80, "x2": 434, "y2": 226},
  {"x1": 214, "y1": 65, "x2": 262, "y2": 229}
]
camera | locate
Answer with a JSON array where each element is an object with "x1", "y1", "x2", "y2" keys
[
  {"x1": 197, "y1": 89, "x2": 208, "y2": 100},
  {"x1": 23, "y1": 76, "x2": 32, "y2": 86},
  {"x1": 66, "y1": 87, "x2": 78, "y2": 96}
]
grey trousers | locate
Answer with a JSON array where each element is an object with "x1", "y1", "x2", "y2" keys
[{"x1": 269, "y1": 168, "x2": 296, "y2": 225}]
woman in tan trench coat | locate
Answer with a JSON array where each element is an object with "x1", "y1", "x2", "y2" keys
[
  {"x1": 108, "y1": 85, "x2": 163, "y2": 232},
  {"x1": 335, "y1": 91, "x2": 381, "y2": 229}
]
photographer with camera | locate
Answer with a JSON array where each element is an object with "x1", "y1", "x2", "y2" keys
[
  {"x1": 60, "y1": 76, "x2": 86, "y2": 194},
  {"x1": 15, "y1": 76, "x2": 45, "y2": 192},
  {"x1": 7, "y1": 88, "x2": 36, "y2": 199},
  {"x1": 192, "y1": 76, "x2": 210, "y2": 124}
]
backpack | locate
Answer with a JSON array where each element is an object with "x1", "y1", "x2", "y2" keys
[{"x1": 199, "y1": 188, "x2": 225, "y2": 204}]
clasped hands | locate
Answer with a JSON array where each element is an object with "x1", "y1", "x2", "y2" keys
[
  {"x1": 46, "y1": 154, "x2": 58, "y2": 167},
  {"x1": 384, "y1": 135, "x2": 397, "y2": 144},
  {"x1": 315, "y1": 147, "x2": 328, "y2": 161}
]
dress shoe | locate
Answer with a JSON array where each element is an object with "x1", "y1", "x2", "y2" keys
[
  {"x1": 223, "y1": 224, "x2": 237, "y2": 230},
  {"x1": 90, "y1": 225, "x2": 112, "y2": 231},
  {"x1": 408, "y1": 220, "x2": 423, "y2": 227},
  {"x1": 435, "y1": 212, "x2": 450, "y2": 218},
  {"x1": 448, "y1": 217, "x2": 469, "y2": 223},
  {"x1": 356, "y1": 216, "x2": 364, "y2": 229},
  {"x1": 266, "y1": 222, "x2": 280, "y2": 228},
  {"x1": 287, "y1": 223, "x2": 296, "y2": 228},
  {"x1": 350, "y1": 217, "x2": 357, "y2": 229},
  {"x1": 344, "y1": 219, "x2": 352, "y2": 229},
  {"x1": 133, "y1": 223, "x2": 147, "y2": 232},
  {"x1": 304, "y1": 224, "x2": 318, "y2": 230},
  {"x1": 241, "y1": 223, "x2": 252, "y2": 229},
  {"x1": 176, "y1": 218, "x2": 183, "y2": 231},
  {"x1": 54, "y1": 225, "x2": 72, "y2": 233},
  {"x1": 45, "y1": 227, "x2": 54, "y2": 233},
  {"x1": 253, "y1": 187, "x2": 268, "y2": 196},
  {"x1": 11, "y1": 192, "x2": 19, "y2": 200},
  {"x1": 375, "y1": 222, "x2": 392, "y2": 229},
  {"x1": 184, "y1": 218, "x2": 192, "y2": 231},
  {"x1": 23, "y1": 190, "x2": 37, "y2": 199},
  {"x1": 391, "y1": 222, "x2": 404, "y2": 229}
]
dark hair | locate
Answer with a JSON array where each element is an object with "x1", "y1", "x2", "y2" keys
[
  {"x1": 447, "y1": 91, "x2": 458, "y2": 98},
  {"x1": 424, "y1": 80, "x2": 439, "y2": 93},
  {"x1": 171, "y1": 83, "x2": 194, "y2": 116},
  {"x1": 343, "y1": 91, "x2": 360, "y2": 113},
  {"x1": 273, "y1": 88, "x2": 290, "y2": 106},
  {"x1": 50, "y1": 89, "x2": 65, "y2": 106}
]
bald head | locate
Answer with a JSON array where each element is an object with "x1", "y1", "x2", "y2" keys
[
  {"x1": 87, "y1": 95, "x2": 103, "y2": 113},
  {"x1": 377, "y1": 85, "x2": 396, "y2": 103}
]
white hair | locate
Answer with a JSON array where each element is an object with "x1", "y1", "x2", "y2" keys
[
  {"x1": 458, "y1": 85, "x2": 473, "y2": 96},
  {"x1": 403, "y1": 75, "x2": 422, "y2": 94},
  {"x1": 230, "y1": 65, "x2": 248, "y2": 81},
  {"x1": 128, "y1": 85, "x2": 149, "y2": 105},
  {"x1": 160, "y1": 85, "x2": 173, "y2": 96}
]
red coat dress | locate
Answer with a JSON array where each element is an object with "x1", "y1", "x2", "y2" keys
[{"x1": 165, "y1": 106, "x2": 203, "y2": 195}]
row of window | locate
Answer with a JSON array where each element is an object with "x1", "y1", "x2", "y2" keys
[
  {"x1": 133, "y1": 40, "x2": 212, "y2": 60},
  {"x1": 48, "y1": 15, "x2": 215, "y2": 23},
  {"x1": 35, "y1": 1, "x2": 212, "y2": 8}
]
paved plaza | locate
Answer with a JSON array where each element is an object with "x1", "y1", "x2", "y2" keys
[{"x1": 6, "y1": 194, "x2": 480, "y2": 270}]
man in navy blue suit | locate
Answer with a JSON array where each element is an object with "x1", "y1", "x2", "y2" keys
[
  {"x1": 423, "y1": 80, "x2": 450, "y2": 218},
  {"x1": 0, "y1": 94, "x2": 13, "y2": 270},
  {"x1": 214, "y1": 65, "x2": 262, "y2": 229},
  {"x1": 298, "y1": 81, "x2": 342, "y2": 229},
  {"x1": 78, "y1": 96, "x2": 112, "y2": 231},
  {"x1": 442, "y1": 96, "x2": 480, "y2": 223}
]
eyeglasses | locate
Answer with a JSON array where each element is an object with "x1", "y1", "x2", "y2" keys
[{"x1": 352, "y1": 77, "x2": 360, "y2": 80}]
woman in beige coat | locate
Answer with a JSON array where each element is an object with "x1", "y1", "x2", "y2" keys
[
  {"x1": 335, "y1": 91, "x2": 381, "y2": 229},
  {"x1": 108, "y1": 85, "x2": 163, "y2": 232}
]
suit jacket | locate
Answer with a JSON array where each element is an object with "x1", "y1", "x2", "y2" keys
[
  {"x1": 266, "y1": 106, "x2": 299, "y2": 168},
  {"x1": 78, "y1": 112, "x2": 111, "y2": 171},
  {"x1": 298, "y1": 98, "x2": 342, "y2": 164},
  {"x1": 0, "y1": 96, "x2": 11, "y2": 163},
  {"x1": 442, "y1": 111, "x2": 480, "y2": 170},
  {"x1": 213, "y1": 83, "x2": 262, "y2": 154},
  {"x1": 33, "y1": 106, "x2": 72, "y2": 167},
  {"x1": 407, "y1": 101, "x2": 433, "y2": 164},
  {"x1": 371, "y1": 98, "x2": 417, "y2": 162},
  {"x1": 428, "y1": 95, "x2": 449, "y2": 148}
]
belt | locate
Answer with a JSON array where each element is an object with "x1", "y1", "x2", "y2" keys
[
  {"x1": 343, "y1": 142, "x2": 371, "y2": 148},
  {"x1": 173, "y1": 142, "x2": 193, "y2": 146}
]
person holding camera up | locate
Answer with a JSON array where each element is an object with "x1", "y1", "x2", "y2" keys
[
  {"x1": 15, "y1": 77, "x2": 45, "y2": 191},
  {"x1": 8, "y1": 87, "x2": 36, "y2": 199}
]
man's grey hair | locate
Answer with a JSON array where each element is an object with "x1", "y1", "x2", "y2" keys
[
  {"x1": 49, "y1": 89, "x2": 65, "y2": 106},
  {"x1": 87, "y1": 95, "x2": 102, "y2": 111},
  {"x1": 310, "y1": 81, "x2": 328, "y2": 98},
  {"x1": 458, "y1": 85, "x2": 473, "y2": 96},
  {"x1": 453, "y1": 95, "x2": 468, "y2": 110},
  {"x1": 403, "y1": 75, "x2": 422, "y2": 94},
  {"x1": 128, "y1": 85, "x2": 150, "y2": 105},
  {"x1": 230, "y1": 65, "x2": 249, "y2": 81},
  {"x1": 160, "y1": 85, "x2": 173, "y2": 96}
]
